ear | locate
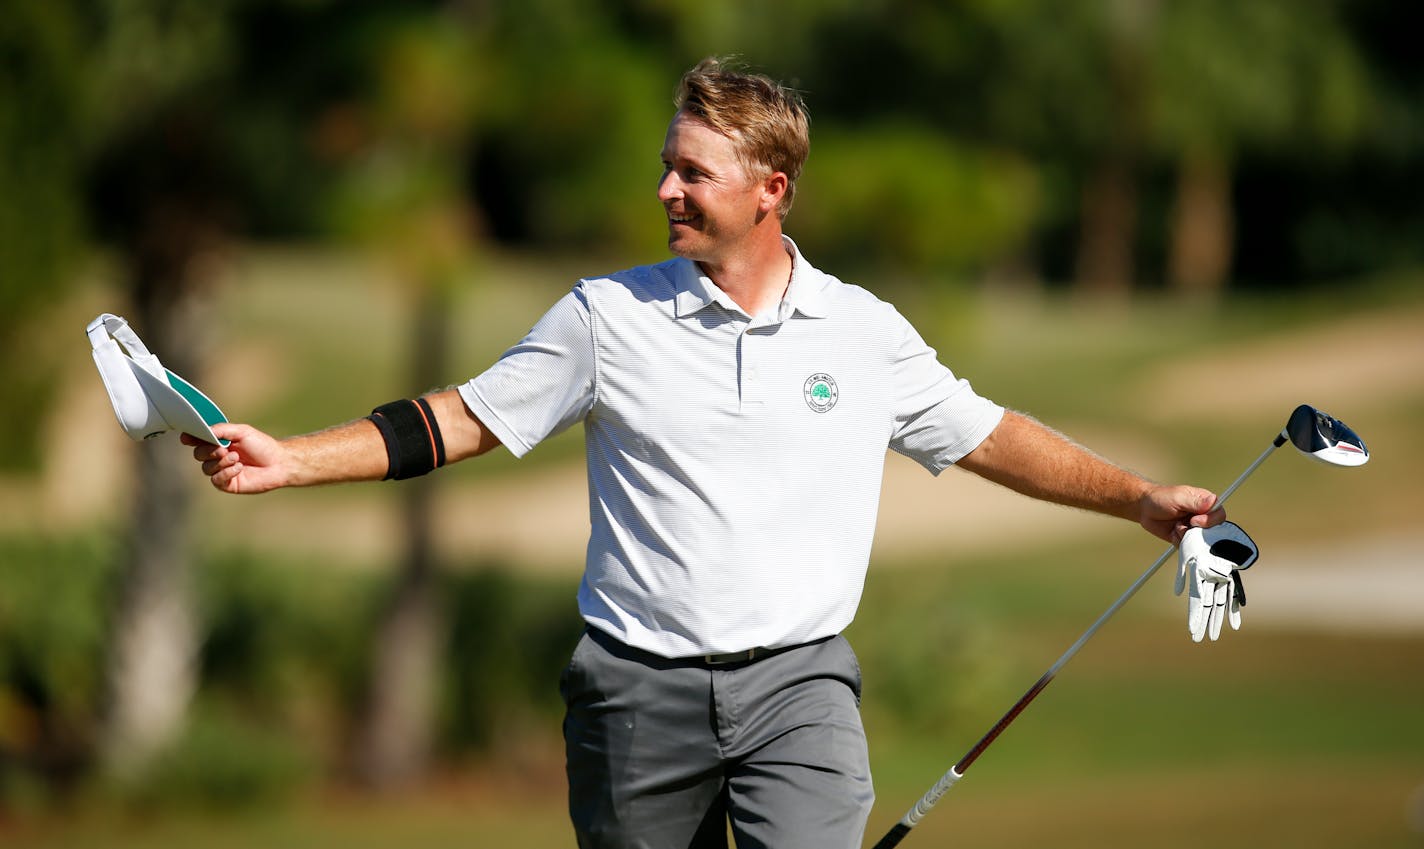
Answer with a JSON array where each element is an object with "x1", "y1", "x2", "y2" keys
[{"x1": 757, "y1": 171, "x2": 789, "y2": 215}]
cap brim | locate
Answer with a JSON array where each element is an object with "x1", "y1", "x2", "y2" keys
[{"x1": 130, "y1": 363, "x2": 229, "y2": 446}]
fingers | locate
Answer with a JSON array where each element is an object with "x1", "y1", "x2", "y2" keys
[
  {"x1": 201, "y1": 450, "x2": 241, "y2": 478},
  {"x1": 1187, "y1": 557, "x2": 1208, "y2": 641},
  {"x1": 210, "y1": 458, "x2": 247, "y2": 492},
  {"x1": 177, "y1": 431, "x2": 243, "y2": 492},
  {"x1": 1188, "y1": 573, "x2": 1230, "y2": 642},
  {"x1": 1208, "y1": 580, "x2": 1228, "y2": 640},
  {"x1": 209, "y1": 422, "x2": 244, "y2": 444},
  {"x1": 1181, "y1": 488, "x2": 1224, "y2": 528},
  {"x1": 184, "y1": 433, "x2": 231, "y2": 471},
  {"x1": 1175, "y1": 503, "x2": 1226, "y2": 544},
  {"x1": 182, "y1": 426, "x2": 233, "y2": 456},
  {"x1": 179, "y1": 423, "x2": 259, "y2": 491},
  {"x1": 1145, "y1": 485, "x2": 1226, "y2": 543},
  {"x1": 190, "y1": 441, "x2": 223, "y2": 463},
  {"x1": 1189, "y1": 503, "x2": 1227, "y2": 530}
]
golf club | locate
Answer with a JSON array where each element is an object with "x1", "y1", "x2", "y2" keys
[{"x1": 870, "y1": 404, "x2": 1370, "y2": 849}]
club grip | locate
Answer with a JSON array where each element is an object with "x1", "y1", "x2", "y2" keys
[{"x1": 870, "y1": 823, "x2": 912, "y2": 849}]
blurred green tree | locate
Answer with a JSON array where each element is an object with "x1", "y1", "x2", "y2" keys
[
  {"x1": 1145, "y1": 0, "x2": 1373, "y2": 296},
  {"x1": 793, "y1": 123, "x2": 1039, "y2": 282},
  {"x1": 794, "y1": 1, "x2": 1135, "y2": 292},
  {"x1": 796, "y1": 0, "x2": 1381, "y2": 296},
  {"x1": 0, "y1": 2, "x2": 91, "y2": 469},
  {"x1": 463, "y1": 0, "x2": 670, "y2": 258}
]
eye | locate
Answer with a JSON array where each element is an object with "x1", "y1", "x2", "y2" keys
[{"x1": 659, "y1": 158, "x2": 706, "y2": 182}]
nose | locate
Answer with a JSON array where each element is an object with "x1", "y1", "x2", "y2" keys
[{"x1": 657, "y1": 169, "x2": 681, "y2": 203}]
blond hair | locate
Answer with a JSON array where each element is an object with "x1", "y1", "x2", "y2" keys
[{"x1": 674, "y1": 57, "x2": 810, "y2": 219}]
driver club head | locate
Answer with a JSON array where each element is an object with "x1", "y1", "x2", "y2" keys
[{"x1": 1284, "y1": 404, "x2": 1369, "y2": 467}]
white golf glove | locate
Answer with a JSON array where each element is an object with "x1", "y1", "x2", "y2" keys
[{"x1": 1174, "y1": 521, "x2": 1259, "y2": 642}]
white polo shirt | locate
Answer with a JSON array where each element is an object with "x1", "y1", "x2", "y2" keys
[{"x1": 459, "y1": 238, "x2": 1004, "y2": 658}]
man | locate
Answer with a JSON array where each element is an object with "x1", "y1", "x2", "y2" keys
[{"x1": 186, "y1": 58, "x2": 1224, "y2": 848}]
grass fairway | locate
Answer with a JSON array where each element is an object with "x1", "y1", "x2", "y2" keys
[
  {"x1": 6, "y1": 768, "x2": 1415, "y2": 849},
  {"x1": 867, "y1": 767, "x2": 1422, "y2": 849},
  {"x1": 860, "y1": 623, "x2": 1424, "y2": 849},
  {"x1": 849, "y1": 539, "x2": 1424, "y2": 849},
  {"x1": 6, "y1": 607, "x2": 1419, "y2": 848}
]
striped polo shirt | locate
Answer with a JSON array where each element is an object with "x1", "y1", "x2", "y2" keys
[{"x1": 459, "y1": 238, "x2": 1004, "y2": 658}]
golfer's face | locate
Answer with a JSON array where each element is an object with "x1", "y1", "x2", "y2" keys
[{"x1": 657, "y1": 112, "x2": 764, "y2": 264}]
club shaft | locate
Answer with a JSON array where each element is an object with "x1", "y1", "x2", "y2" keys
[
  {"x1": 872, "y1": 436, "x2": 1283, "y2": 848},
  {"x1": 1217, "y1": 434, "x2": 1286, "y2": 505}
]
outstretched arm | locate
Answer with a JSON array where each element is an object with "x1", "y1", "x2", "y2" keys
[
  {"x1": 181, "y1": 388, "x2": 500, "y2": 494},
  {"x1": 956, "y1": 410, "x2": 1223, "y2": 543}
]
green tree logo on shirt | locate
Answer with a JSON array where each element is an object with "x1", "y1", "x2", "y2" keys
[{"x1": 803, "y1": 373, "x2": 839, "y2": 413}]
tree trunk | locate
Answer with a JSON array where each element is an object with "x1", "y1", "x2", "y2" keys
[
  {"x1": 1074, "y1": 154, "x2": 1139, "y2": 296},
  {"x1": 1167, "y1": 149, "x2": 1234, "y2": 297},
  {"x1": 1074, "y1": 0, "x2": 1153, "y2": 298},
  {"x1": 353, "y1": 495, "x2": 441, "y2": 788},
  {"x1": 353, "y1": 291, "x2": 449, "y2": 789},
  {"x1": 101, "y1": 276, "x2": 207, "y2": 776},
  {"x1": 103, "y1": 437, "x2": 199, "y2": 776}
]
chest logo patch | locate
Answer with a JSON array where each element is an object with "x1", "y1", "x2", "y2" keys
[{"x1": 803, "y1": 373, "x2": 839, "y2": 413}]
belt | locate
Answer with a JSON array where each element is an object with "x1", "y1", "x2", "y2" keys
[
  {"x1": 585, "y1": 626, "x2": 830, "y2": 667},
  {"x1": 700, "y1": 635, "x2": 837, "y2": 665},
  {"x1": 701, "y1": 646, "x2": 784, "y2": 665}
]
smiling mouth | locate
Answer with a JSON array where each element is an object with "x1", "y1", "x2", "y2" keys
[{"x1": 667, "y1": 211, "x2": 699, "y2": 226}]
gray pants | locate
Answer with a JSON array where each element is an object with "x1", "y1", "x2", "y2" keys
[{"x1": 560, "y1": 627, "x2": 875, "y2": 849}]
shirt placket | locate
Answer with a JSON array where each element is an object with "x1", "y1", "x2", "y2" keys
[{"x1": 741, "y1": 318, "x2": 785, "y2": 410}]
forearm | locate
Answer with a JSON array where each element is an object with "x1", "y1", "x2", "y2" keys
[
  {"x1": 957, "y1": 410, "x2": 1154, "y2": 522},
  {"x1": 281, "y1": 418, "x2": 391, "y2": 487},
  {"x1": 192, "y1": 388, "x2": 500, "y2": 494},
  {"x1": 287, "y1": 388, "x2": 500, "y2": 485}
]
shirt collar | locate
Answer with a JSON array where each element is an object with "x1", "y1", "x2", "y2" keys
[
  {"x1": 671, "y1": 235, "x2": 830, "y2": 321},
  {"x1": 781, "y1": 236, "x2": 829, "y2": 320}
]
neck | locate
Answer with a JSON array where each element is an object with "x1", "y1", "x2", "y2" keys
[{"x1": 699, "y1": 230, "x2": 793, "y2": 318}]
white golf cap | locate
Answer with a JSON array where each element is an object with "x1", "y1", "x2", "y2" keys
[{"x1": 87, "y1": 313, "x2": 229, "y2": 445}]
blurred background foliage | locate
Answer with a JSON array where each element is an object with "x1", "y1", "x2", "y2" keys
[
  {"x1": 5, "y1": 0, "x2": 1424, "y2": 457},
  {"x1": 1, "y1": 0, "x2": 1422, "y2": 845}
]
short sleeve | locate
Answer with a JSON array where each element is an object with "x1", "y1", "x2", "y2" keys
[
  {"x1": 886, "y1": 314, "x2": 1004, "y2": 473},
  {"x1": 458, "y1": 283, "x2": 597, "y2": 457}
]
